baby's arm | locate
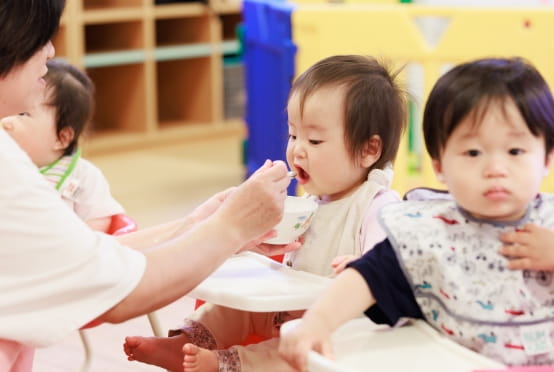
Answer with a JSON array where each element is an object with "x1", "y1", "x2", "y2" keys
[
  {"x1": 279, "y1": 268, "x2": 376, "y2": 371},
  {"x1": 499, "y1": 223, "x2": 554, "y2": 271}
]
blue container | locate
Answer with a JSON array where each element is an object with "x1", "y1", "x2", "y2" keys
[{"x1": 243, "y1": 0, "x2": 297, "y2": 194}]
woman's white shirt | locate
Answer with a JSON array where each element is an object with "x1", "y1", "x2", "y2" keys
[{"x1": 0, "y1": 128, "x2": 146, "y2": 347}]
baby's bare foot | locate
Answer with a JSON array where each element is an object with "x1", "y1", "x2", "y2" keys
[
  {"x1": 123, "y1": 334, "x2": 188, "y2": 371},
  {"x1": 183, "y1": 343, "x2": 219, "y2": 372}
]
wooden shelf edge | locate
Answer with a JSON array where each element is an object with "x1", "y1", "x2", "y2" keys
[
  {"x1": 83, "y1": 8, "x2": 144, "y2": 23},
  {"x1": 82, "y1": 121, "x2": 245, "y2": 156},
  {"x1": 210, "y1": 1, "x2": 242, "y2": 14},
  {"x1": 154, "y1": 3, "x2": 210, "y2": 18}
]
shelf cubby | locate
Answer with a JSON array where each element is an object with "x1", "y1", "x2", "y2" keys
[
  {"x1": 85, "y1": 21, "x2": 144, "y2": 53},
  {"x1": 155, "y1": 16, "x2": 211, "y2": 46},
  {"x1": 220, "y1": 13, "x2": 242, "y2": 41},
  {"x1": 58, "y1": 0, "x2": 244, "y2": 154},
  {"x1": 87, "y1": 64, "x2": 147, "y2": 134},
  {"x1": 156, "y1": 57, "x2": 213, "y2": 126}
]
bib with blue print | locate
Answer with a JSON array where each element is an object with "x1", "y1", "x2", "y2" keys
[{"x1": 380, "y1": 193, "x2": 554, "y2": 366}]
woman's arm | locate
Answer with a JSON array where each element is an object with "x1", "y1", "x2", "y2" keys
[
  {"x1": 97, "y1": 160, "x2": 291, "y2": 323},
  {"x1": 115, "y1": 187, "x2": 235, "y2": 252}
]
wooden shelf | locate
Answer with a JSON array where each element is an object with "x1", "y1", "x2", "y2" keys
[
  {"x1": 58, "y1": 0, "x2": 245, "y2": 155},
  {"x1": 83, "y1": 120, "x2": 245, "y2": 154},
  {"x1": 83, "y1": 8, "x2": 144, "y2": 23},
  {"x1": 83, "y1": 0, "x2": 143, "y2": 11},
  {"x1": 153, "y1": 3, "x2": 209, "y2": 17}
]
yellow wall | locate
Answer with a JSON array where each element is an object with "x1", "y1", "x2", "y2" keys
[{"x1": 292, "y1": 4, "x2": 554, "y2": 194}]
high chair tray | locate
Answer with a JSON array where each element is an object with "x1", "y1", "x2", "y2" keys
[
  {"x1": 188, "y1": 252, "x2": 332, "y2": 312},
  {"x1": 281, "y1": 318, "x2": 505, "y2": 372}
]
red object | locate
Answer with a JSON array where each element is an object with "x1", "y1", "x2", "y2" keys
[
  {"x1": 504, "y1": 309, "x2": 525, "y2": 316},
  {"x1": 433, "y1": 215, "x2": 459, "y2": 225},
  {"x1": 107, "y1": 213, "x2": 138, "y2": 236},
  {"x1": 80, "y1": 214, "x2": 138, "y2": 330},
  {"x1": 194, "y1": 253, "x2": 285, "y2": 345}
]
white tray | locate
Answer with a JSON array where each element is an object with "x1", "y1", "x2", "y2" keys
[
  {"x1": 188, "y1": 252, "x2": 332, "y2": 312},
  {"x1": 281, "y1": 318, "x2": 506, "y2": 372}
]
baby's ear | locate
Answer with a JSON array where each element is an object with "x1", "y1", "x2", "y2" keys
[
  {"x1": 54, "y1": 127, "x2": 75, "y2": 151},
  {"x1": 545, "y1": 148, "x2": 554, "y2": 177},
  {"x1": 360, "y1": 135, "x2": 382, "y2": 167},
  {"x1": 432, "y1": 159, "x2": 445, "y2": 183}
]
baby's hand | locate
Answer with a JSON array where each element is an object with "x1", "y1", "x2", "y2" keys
[
  {"x1": 499, "y1": 223, "x2": 554, "y2": 271},
  {"x1": 331, "y1": 255, "x2": 357, "y2": 275}
]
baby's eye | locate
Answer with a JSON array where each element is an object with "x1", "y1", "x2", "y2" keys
[
  {"x1": 288, "y1": 134, "x2": 296, "y2": 141},
  {"x1": 464, "y1": 149, "x2": 480, "y2": 157},
  {"x1": 309, "y1": 139, "x2": 322, "y2": 145},
  {"x1": 508, "y1": 148, "x2": 525, "y2": 156},
  {"x1": 18, "y1": 112, "x2": 30, "y2": 117}
]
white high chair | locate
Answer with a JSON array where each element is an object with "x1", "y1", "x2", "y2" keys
[
  {"x1": 281, "y1": 318, "x2": 505, "y2": 372},
  {"x1": 189, "y1": 252, "x2": 506, "y2": 372},
  {"x1": 188, "y1": 251, "x2": 332, "y2": 312}
]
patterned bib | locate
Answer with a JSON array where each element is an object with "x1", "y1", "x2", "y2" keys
[{"x1": 380, "y1": 193, "x2": 554, "y2": 366}]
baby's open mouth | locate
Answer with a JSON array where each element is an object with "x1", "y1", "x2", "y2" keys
[{"x1": 294, "y1": 166, "x2": 310, "y2": 184}]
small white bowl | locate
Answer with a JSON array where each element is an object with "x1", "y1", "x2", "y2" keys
[{"x1": 265, "y1": 195, "x2": 318, "y2": 245}]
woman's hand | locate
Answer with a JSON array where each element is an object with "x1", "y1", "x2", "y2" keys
[
  {"x1": 189, "y1": 187, "x2": 236, "y2": 224},
  {"x1": 499, "y1": 223, "x2": 554, "y2": 271},
  {"x1": 238, "y1": 237, "x2": 302, "y2": 257},
  {"x1": 213, "y1": 160, "x2": 290, "y2": 249}
]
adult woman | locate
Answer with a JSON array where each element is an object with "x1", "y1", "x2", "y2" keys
[{"x1": 0, "y1": 1, "x2": 292, "y2": 370}]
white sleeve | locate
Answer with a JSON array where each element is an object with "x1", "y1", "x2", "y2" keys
[
  {"x1": 0, "y1": 130, "x2": 146, "y2": 347},
  {"x1": 65, "y1": 158, "x2": 125, "y2": 221}
]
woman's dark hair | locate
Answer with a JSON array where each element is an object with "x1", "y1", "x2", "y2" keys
[
  {"x1": 423, "y1": 57, "x2": 554, "y2": 160},
  {"x1": 289, "y1": 55, "x2": 407, "y2": 172},
  {"x1": 0, "y1": 0, "x2": 66, "y2": 76},
  {"x1": 45, "y1": 59, "x2": 94, "y2": 156}
]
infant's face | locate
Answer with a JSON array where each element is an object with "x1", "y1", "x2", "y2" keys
[
  {"x1": 285, "y1": 87, "x2": 369, "y2": 201},
  {"x1": 433, "y1": 98, "x2": 553, "y2": 222},
  {"x1": 1, "y1": 91, "x2": 61, "y2": 167}
]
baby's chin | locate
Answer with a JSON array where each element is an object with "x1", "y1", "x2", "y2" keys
[{"x1": 466, "y1": 207, "x2": 527, "y2": 223}]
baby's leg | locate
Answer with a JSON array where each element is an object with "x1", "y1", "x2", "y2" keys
[
  {"x1": 180, "y1": 309, "x2": 298, "y2": 372},
  {"x1": 183, "y1": 343, "x2": 245, "y2": 372},
  {"x1": 123, "y1": 333, "x2": 189, "y2": 371},
  {"x1": 181, "y1": 338, "x2": 297, "y2": 372},
  {"x1": 237, "y1": 338, "x2": 297, "y2": 372},
  {"x1": 178, "y1": 303, "x2": 273, "y2": 348},
  {"x1": 182, "y1": 343, "x2": 221, "y2": 372}
]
